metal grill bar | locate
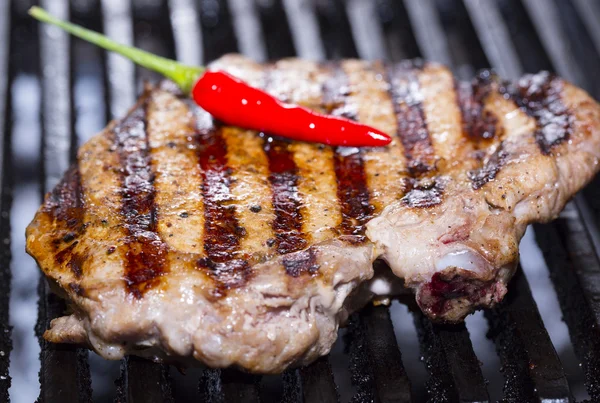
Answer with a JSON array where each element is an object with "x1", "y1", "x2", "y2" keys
[
  {"x1": 402, "y1": 0, "x2": 451, "y2": 65},
  {"x1": 0, "y1": 0, "x2": 11, "y2": 400},
  {"x1": 414, "y1": 315, "x2": 489, "y2": 402},
  {"x1": 361, "y1": 306, "x2": 412, "y2": 403},
  {"x1": 297, "y1": 356, "x2": 339, "y2": 403},
  {"x1": 521, "y1": 0, "x2": 587, "y2": 88},
  {"x1": 534, "y1": 208, "x2": 600, "y2": 401},
  {"x1": 36, "y1": 0, "x2": 92, "y2": 401},
  {"x1": 256, "y1": 0, "x2": 295, "y2": 59},
  {"x1": 115, "y1": 356, "x2": 175, "y2": 403},
  {"x1": 462, "y1": 0, "x2": 522, "y2": 79},
  {"x1": 374, "y1": 0, "x2": 421, "y2": 61},
  {"x1": 345, "y1": 0, "x2": 386, "y2": 60},
  {"x1": 169, "y1": 0, "x2": 203, "y2": 66},
  {"x1": 220, "y1": 369, "x2": 262, "y2": 403},
  {"x1": 572, "y1": 0, "x2": 600, "y2": 58},
  {"x1": 486, "y1": 270, "x2": 570, "y2": 402},
  {"x1": 199, "y1": 0, "x2": 238, "y2": 63},
  {"x1": 314, "y1": 0, "x2": 358, "y2": 59},
  {"x1": 100, "y1": 0, "x2": 135, "y2": 118},
  {"x1": 282, "y1": 0, "x2": 325, "y2": 61},
  {"x1": 227, "y1": 0, "x2": 267, "y2": 62}
]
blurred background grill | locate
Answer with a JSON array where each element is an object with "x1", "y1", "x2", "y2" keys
[{"x1": 2, "y1": 0, "x2": 600, "y2": 401}]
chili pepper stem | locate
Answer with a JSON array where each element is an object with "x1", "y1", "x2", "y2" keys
[{"x1": 28, "y1": 6, "x2": 204, "y2": 94}]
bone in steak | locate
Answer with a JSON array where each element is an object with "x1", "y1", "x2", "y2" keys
[{"x1": 26, "y1": 55, "x2": 600, "y2": 372}]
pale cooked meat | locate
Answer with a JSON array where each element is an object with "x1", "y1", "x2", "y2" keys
[{"x1": 26, "y1": 55, "x2": 600, "y2": 372}]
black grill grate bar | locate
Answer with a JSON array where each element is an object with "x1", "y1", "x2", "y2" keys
[
  {"x1": 115, "y1": 356, "x2": 174, "y2": 403},
  {"x1": 100, "y1": 0, "x2": 136, "y2": 119},
  {"x1": 401, "y1": 0, "x2": 451, "y2": 65},
  {"x1": 226, "y1": 0, "x2": 267, "y2": 62},
  {"x1": 462, "y1": 0, "x2": 523, "y2": 79},
  {"x1": 374, "y1": 0, "x2": 421, "y2": 62},
  {"x1": 486, "y1": 269, "x2": 571, "y2": 402},
  {"x1": 220, "y1": 369, "x2": 262, "y2": 403},
  {"x1": 314, "y1": 0, "x2": 359, "y2": 60},
  {"x1": 521, "y1": 0, "x2": 587, "y2": 88},
  {"x1": 572, "y1": 0, "x2": 600, "y2": 58},
  {"x1": 414, "y1": 314, "x2": 489, "y2": 403},
  {"x1": 36, "y1": 0, "x2": 92, "y2": 401},
  {"x1": 534, "y1": 209, "x2": 600, "y2": 401},
  {"x1": 282, "y1": 0, "x2": 325, "y2": 61},
  {"x1": 0, "y1": 0, "x2": 12, "y2": 400},
  {"x1": 169, "y1": 0, "x2": 203, "y2": 66},
  {"x1": 362, "y1": 306, "x2": 413, "y2": 403},
  {"x1": 297, "y1": 356, "x2": 339, "y2": 403},
  {"x1": 344, "y1": 0, "x2": 387, "y2": 60}
]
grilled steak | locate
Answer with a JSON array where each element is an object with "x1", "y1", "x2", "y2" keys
[{"x1": 26, "y1": 55, "x2": 600, "y2": 372}]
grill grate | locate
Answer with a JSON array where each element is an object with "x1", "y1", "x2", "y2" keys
[{"x1": 2, "y1": 0, "x2": 600, "y2": 401}]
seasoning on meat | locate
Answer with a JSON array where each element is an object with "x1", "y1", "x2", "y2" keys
[{"x1": 26, "y1": 55, "x2": 600, "y2": 373}]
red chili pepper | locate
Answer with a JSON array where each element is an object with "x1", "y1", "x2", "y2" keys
[
  {"x1": 29, "y1": 6, "x2": 392, "y2": 147},
  {"x1": 193, "y1": 71, "x2": 390, "y2": 146}
]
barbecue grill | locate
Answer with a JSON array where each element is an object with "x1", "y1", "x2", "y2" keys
[{"x1": 2, "y1": 0, "x2": 600, "y2": 401}]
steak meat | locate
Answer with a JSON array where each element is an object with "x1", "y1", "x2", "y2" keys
[{"x1": 26, "y1": 55, "x2": 600, "y2": 372}]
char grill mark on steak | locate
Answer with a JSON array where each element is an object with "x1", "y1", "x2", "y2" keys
[
  {"x1": 263, "y1": 137, "x2": 307, "y2": 254},
  {"x1": 193, "y1": 112, "x2": 251, "y2": 293},
  {"x1": 114, "y1": 98, "x2": 168, "y2": 298},
  {"x1": 456, "y1": 70, "x2": 500, "y2": 141},
  {"x1": 468, "y1": 144, "x2": 509, "y2": 190},
  {"x1": 500, "y1": 72, "x2": 572, "y2": 154},
  {"x1": 386, "y1": 62, "x2": 445, "y2": 208},
  {"x1": 387, "y1": 61, "x2": 435, "y2": 176},
  {"x1": 44, "y1": 165, "x2": 87, "y2": 279},
  {"x1": 325, "y1": 65, "x2": 373, "y2": 238},
  {"x1": 282, "y1": 248, "x2": 319, "y2": 277}
]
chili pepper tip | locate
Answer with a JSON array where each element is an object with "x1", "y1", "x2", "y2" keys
[{"x1": 367, "y1": 130, "x2": 393, "y2": 146}]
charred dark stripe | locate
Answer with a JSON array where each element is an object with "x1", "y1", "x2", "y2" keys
[
  {"x1": 333, "y1": 147, "x2": 372, "y2": 237},
  {"x1": 468, "y1": 144, "x2": 509, "y2": 190},
  {"x1": 44, "y1": 166, "x2": 86, "y2": 238},
  {"x1": 192, "y1": 113, "x2": 252, "y2": 295},
  {"x1": 500, "y1": 72, "x2": 571, "y2": 155},
  {"x1": 402, "y1": 177, "x2": 446, "y2": 208},
  {"x1": 387, "y1": 61, "x2": 435, "y2": 175},
  {"x1": 197, "y1": 257, "x2": 250, "y2": 298},
  {"x1": 324, "y1": 65, "x2": 372, "y2": 238},
  {"x1": 45, "y1": 164, "x2": 87, "y2": 278},
  {"x1": 456, "y1": 70, "x2": 501, "y2": 141},
  {"x1": 114, "y1": 100, "x2": 167, "y2": 298},
  {"x1": 283, "y1": 248, "x2": 319, "y2": 277},
  {"x1": 263, "y1": 137, "x2": 307, "y2": 254},
  {"x1": 196, "y1": 124, "x2": 244, "y2": 261}
]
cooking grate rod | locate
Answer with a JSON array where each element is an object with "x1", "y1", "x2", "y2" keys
[{"x1": 0, "y1": 0, "x2": 11, "y2": 399}]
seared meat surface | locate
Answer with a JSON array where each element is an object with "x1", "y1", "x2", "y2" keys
[{"x1": 26, "y1": 55, "x2": 600, "y2": 372}]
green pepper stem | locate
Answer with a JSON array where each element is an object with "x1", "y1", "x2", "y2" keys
[{"x1": 28, "y1": 6, "x2": 204, "y2": 94}]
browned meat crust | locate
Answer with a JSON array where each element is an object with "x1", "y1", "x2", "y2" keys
[{"x1": 26, "y1": 55, "x2": 600, "y2": 372}]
